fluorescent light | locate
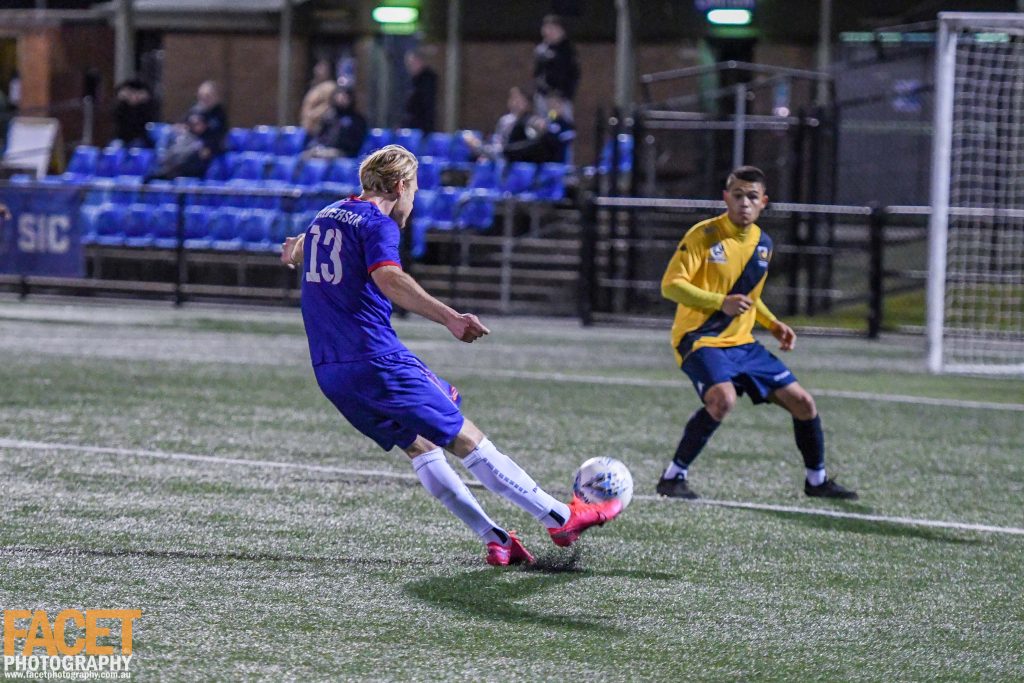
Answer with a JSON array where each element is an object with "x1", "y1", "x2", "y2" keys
[
  {"x1": 372, "y1": 6, "x2": 418, "y2": 24},
  {"x1": 706, "y1": 9, "x2": 752, "y2": 26}
]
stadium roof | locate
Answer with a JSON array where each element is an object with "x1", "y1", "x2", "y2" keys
[{"x1": 91, "y1": 0, "x2": 317, "y2": 31}]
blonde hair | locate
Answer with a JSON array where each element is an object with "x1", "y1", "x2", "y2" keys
[{"x1": 359, "y1": 144, "x2": 418, "y2": 194}]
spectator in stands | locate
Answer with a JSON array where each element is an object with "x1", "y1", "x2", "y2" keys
[
  {"x1": 304, "y1": 84, "x2": 367, "y2": 159},
  {"x1": 533, "y1": 15, "x2": 580, "y2": 120},
  {"x1": 300, "y1": 58, "x2": 338, "y2": 135},
  {"x1": 402, "y1": 49, "x2": 438, "y2": 133},
  {"x1": 146, "y1": 113, "x2": 210, "y2": 180},
  {"x1": 113, "y1": 78, "x2": 156, "y2": 147},
  {"x1": 7, "y1": 71, "x2": 21, "y2": 111},
  {"x1": 186, "y1": 80, "x2": 228, "y2": 159},
  {"x1": 464, "y1": 86, "x2": 542, "y2": 162},
  {"x1": 503, "y1": 90, "x2": 575, "y2": 164}
]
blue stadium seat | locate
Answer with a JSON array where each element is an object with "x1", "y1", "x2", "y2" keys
[
  {"x1": 227, "y1": 127, "x2": 250, "y2": 151},
  {"x1": 424, "y1": 132, "x2": 453, "y2": 160},
  {"x1": 185, "y1": 180, "x2": 230, "y2": 208},
  {"x1": 266, "y1": 156, "x2": 299, "y2": 183},
  {"x1": 598, "y1": 133, "x2": 634, "y2": 174},
  {"x1": 359, "y1": 128, "x2": 391, "y2": 156},
  {"x1": 456, "y1": 190, "x2": 496, "y2": 230},
  {"x1": 237, "y1": 209, "x2": 279, "y2": 251},
  {"x1": 111, "y1": 176, "x2": 142, "y2": 204},
  {"x1": 95, "y1": 147, "x2": 127, "y2": 177},
  {"x1": 78, "y1": 205, "x2": 102, "y2": 244},
  {"x1": 146, "y1": 122, "x2": 174, "y2": 150},
  {"x1": 297, "y1": 192, "x2": 329, "y2": 213},
  {"x1": 246, "y1": 125, "x2": 278, "y2": 153},
  {"x1": 468, "y1": 160, "x2": 501, "y2": 194},
  {"x1": 124, "y1": 203, "x2": 175, "y2": 247},
  {"x1": 449, "y1": 131, "x2": 479, "y2": 163},
  {"x1": 222, "y1": 179, "x2": 259, "y2": 209},
  {"x1": 296, "y1": 158, "x2": 330, "y2": 186},
  {"x1": 204, "y1": 152, "x2": 236, "y2": 181},
  {"x1": 139, "y1": 179, "x2": 177, "y2": 206},
  {"x1": 392, "y1": 128, "x2": 423, "y2": 155},
  {"x1": 273, "y1": 126, "x2": 307, "y2": 156},
  {"x1": 230, "y1": 152, "x2": 268, "y2": 181},
  {"x1": 417, "y1": 156, "x2": 442, "y2": 191},
  {"x1": 81, "y1": 178, "x2": 114, "y2": 207},
  {"x1": 410, "y1": 190, "x2": 437, "y2": 258},
  {"x1": 64, "y1": 146, "x2": 99, "y2": 178},
  {"x1": 120, "y1": 148, "x2": 156, "y2": 177},
  {"x1": 429, "y1": 188, "x2": 459, "y2": 231},
  {"x1": 151, "y1": 203, "x2": 182, "y2": 249},
  {"x1": 534, "y1": 162, "x2": 568, "y2": 201},
  {"x1": 183, "y1": 206, "x2": 214, "y2": 249},
  {"x1": 291, "y1": 211, "x2": 317, "y2": 237},
  {"x1": 501, "y1": 162, "x2": 537, "y2": 197},
  {"x1": 326, "y1": 157, "x2": 360, "y2": 188},
  {"x1": 209, "y1": 210, "x2": 242, "y2": 250},
  {"x1": 93, "y1": 204, "x2": 129, "y2": 246}
]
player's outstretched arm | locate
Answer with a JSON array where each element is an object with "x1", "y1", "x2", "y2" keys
[
  {"x1": 280, "y1": 234, "x2": 305, "y2": 269},
  {"x1": 371, "y1": 265, "x2": 489, "y2": 343}
]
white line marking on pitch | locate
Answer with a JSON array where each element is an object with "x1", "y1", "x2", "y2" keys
[
  {"x1": 3, "y1": 438, "x2": 1023, "y2": 538},
  {"x1": 476, "y1": 369, "x2": 1024, "y2": 412}
]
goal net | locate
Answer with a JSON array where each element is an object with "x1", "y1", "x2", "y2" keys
[{"x1": 928, "y1": 13, "x2": 1024, "y2": 375}]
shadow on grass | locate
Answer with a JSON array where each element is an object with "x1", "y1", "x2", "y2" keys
[
  {"x1": 0, "y1": 545, "x2": 447, "y2": 568},
  {"x1": 406, "y1": 569, "x2": 622, "y2": 634},
  {"x1": 406, "y1": 546, "x2": 679, "y2": 632},
  {"x1": 744, "y1": 509, "x2": 982, "y2": 545}
]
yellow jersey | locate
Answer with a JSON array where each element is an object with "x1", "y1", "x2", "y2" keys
[{"x1": 661, "y1": 213, "x2": 778, "y2": 366}]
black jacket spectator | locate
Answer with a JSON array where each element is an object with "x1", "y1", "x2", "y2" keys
[
  {"x1": 403, "y1": 51, "x2": 438, "y2": 133},
  {"x1": 504, "y1": 112, "x2": 574, "y2": 164},
  {"x1": 533, "y1": 16, "x2": 580, "y2": 102},
  {"x1": 187, "y1": 80, "x2": 228, "y2": 158},
  {"x1": 307, "y1": 87, "x2": 367, "y2": 159},
  {"x1": 113, "y1": 78, "x2": 156, "y2": 147}
]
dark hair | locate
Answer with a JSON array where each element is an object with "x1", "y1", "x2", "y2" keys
[
  {"x1": 725, "y1": 165, "x2": 766, "y2": 190},
  {"x1": 542, "y1": 14, "x2": 564, "y2": 28}
]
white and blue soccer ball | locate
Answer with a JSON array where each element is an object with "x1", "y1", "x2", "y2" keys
[{"x1": 573, "y1": 457, "x2": 634, "y2": 510}]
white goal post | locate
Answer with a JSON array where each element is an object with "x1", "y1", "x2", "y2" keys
[{"x1": 928, "y1": 12, "x2": 1024, "y2": 375}]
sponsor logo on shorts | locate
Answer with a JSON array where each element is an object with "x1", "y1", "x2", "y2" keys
[{"x1": 773, "y1": 370, "x2": 791, "y2": 381}]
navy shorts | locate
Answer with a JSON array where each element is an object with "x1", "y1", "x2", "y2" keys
[
  {"x1": 681, "y1": 342, "x2": 797, "y2": 404},
  {"x1": 314, "y1": 350, "x2": 464, "y2": 451}
]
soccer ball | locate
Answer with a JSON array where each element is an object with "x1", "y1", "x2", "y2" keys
[{"x1": 572, "y1": 457, "x2": 634, "y2": 510}]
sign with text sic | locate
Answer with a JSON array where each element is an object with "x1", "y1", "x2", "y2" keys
[{"x1": 0, "y1": 186, "x2": 84, "y2": 277}]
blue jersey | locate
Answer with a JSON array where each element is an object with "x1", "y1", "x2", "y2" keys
[{"x1": 300, "y1": 197, "x2": 407, "y2": 365}]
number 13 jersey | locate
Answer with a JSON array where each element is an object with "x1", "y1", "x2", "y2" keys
[{"x1": 300, "y1": 197, "x2": 407, "y2": 365}]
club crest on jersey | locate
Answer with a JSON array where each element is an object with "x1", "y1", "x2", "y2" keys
[
  {"x1": 757, "y1": 245, "x2": 770, "y2": 266},
  {"x1": 709, "y1": 242, "x2": 727, "y2": 263}
]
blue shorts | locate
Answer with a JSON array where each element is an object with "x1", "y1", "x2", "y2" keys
[
  {"x1": 681, "y1": 342, "x2": 797, "y2": 405},
  {"x1": 313, "y1": 350, "x2": 464, "y2": 451}
]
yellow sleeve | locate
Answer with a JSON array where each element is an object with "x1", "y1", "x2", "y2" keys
[
  {"x1": 661, "y1": 232, "x2": 725, "y2": 311},
  {"x1": 755, "y1": 298, "x2": 778, "y2": 329}
]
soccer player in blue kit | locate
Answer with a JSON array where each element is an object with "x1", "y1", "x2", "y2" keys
[
  {"x1": 655, "y1": 166, "x2": 858, "y2": 501},
  {"x1": 281, "y1": 145, "x2": 620, "y2": 566}
]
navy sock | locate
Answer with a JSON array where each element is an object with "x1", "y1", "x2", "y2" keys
[
  {"x1": 672, "y1": 408, "x2": 721, "y2": 470},
  {"x1": 793, "y1": 415, "x2": 825, "y2": 471}
]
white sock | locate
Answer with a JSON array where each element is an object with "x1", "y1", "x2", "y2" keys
[
  {"x1": 461, "y1": 438, "x2": 571, "y2": 530},
  {"x1": 806, "y1": 467, "x2": 827, "y2": 487},
  {"x1": 663, "y1": 462, "x2": 687, "y2": 480},
  {"x1": 411, "y1": 449, "x2": 507, "y2": 545}
]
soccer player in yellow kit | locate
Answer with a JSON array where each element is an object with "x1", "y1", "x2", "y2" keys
[{"x1": 656, "y1": 166, "x2": 857, "y2": 500}]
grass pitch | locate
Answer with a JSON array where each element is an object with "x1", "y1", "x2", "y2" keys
[{"x1": 1, "y1": 299, "x2": 1022, "y2": 681}]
